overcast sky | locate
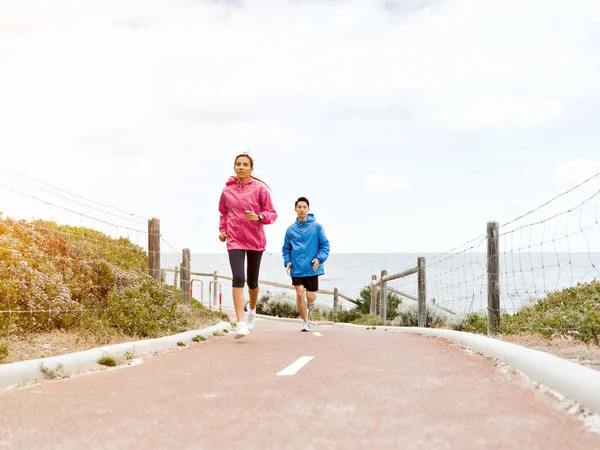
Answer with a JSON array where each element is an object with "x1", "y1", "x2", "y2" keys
[{"x1": 1, "y1": 0, "x2": 600, "y2": 254}]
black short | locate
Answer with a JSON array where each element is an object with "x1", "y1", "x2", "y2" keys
[{"x1": 291, "y1": 275, "x2": 319, "y2": 292}]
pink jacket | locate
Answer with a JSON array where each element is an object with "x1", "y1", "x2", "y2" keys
[{"x1": 219, "y1": 176, "x2": 277, "y2": 251}]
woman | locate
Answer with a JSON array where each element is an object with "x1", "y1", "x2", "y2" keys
[{"x1": 218, "y1": 153, "x2": 277, "y2": 338}]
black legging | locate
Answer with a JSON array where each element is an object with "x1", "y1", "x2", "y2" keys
[{"x1": 228, "y1": 250, "x2": 263, "y2": 289}]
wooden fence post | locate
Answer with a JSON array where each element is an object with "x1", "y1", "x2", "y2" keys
[
  {"x1": 370, "y1": 275, "x2": 377, "y2": 315},
  {"x1": 333, "y1": 287, "x2": 339, "y2": 321},
  {"x1": 174, "y1": 266, "x2": 180, "y2": 289},
  {"x1": 160, "y1": 269, "x2": 166, "y2": 284},
  {"x1": 417, "y1": 257, "x2": 427, "y2": 327},
  {"x1": 148, "y1": 218, "x2": 160, "y2": 281},
  {"x1": 181, "y1": 249, "x2": 191, "y2": 306},
  {"x1": 487, "y1": 221, "x2": 500, "y2": 335},
  {"x1": 380, "y1": 270, "x2": 388, "y2": 322}
]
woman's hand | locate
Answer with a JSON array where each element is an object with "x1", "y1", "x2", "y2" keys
[
  {"x1": 219, "y1": 232, "x2": 227, "y2": 242},
  {"x1": 286, "y1": 263, "x2": 292, "y2": 276},
  {"x1": 245, "y1": 210, "x2": 260, "y2": 222},
  {"x1": 312, "y1": 259, "x2": 320, "y2": 271}
]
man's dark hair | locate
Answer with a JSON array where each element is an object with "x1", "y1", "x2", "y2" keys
[{"x1": 295, "y1": 197, "x2": 310, "y2": 208}]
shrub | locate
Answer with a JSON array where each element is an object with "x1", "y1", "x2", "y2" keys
[
  {"x1": 448, "y1": 281, "x2": 600, "y2": 344},
  {"x1": 255, "y1": 291, "x2": 300, "y2": 318},
  {"x1": 392, "y1": 302, "x2": 450, "y2": 328},
  {"x1": 0, "y1": 216, "x2": 225, "y2": 341}
]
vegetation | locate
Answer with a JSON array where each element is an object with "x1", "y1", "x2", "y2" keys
[
  {"x1": 39, "y1": 363, "x2": 68, "y2": 379},
  {"x1": 254, "y1": 291, "x2": 331, "y2": 320},
  {"x1": 0, "y1": 215, "x2": 228, "y2": 362},
  {"x1": 451, "y1": 280, "x2": 600, "y2": 344},
  {"x1": 98, "y1": 356, "x2": 117, "y2": 367},
  {"x1": 253, "y1": 278, "x2": 600, "y2": 345}
]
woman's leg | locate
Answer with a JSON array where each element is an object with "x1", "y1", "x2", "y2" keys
[
  {"x1": 246, "y1": 251, "x2": 263, "y2": 310},
  {"x1": 228, "y1": 250, "x2": 246, "y2": 323}
]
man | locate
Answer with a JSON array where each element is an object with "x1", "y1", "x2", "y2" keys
[{"x1": 282, "y1": 197, "x2": 330, "y2": 332}]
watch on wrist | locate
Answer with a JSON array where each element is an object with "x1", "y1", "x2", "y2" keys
[{"x1": 258, "y1": 214, "x2": 263, "y2": 222}]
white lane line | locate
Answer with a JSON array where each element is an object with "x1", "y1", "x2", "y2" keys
[
  {"x1": 277, "y1": 356, "x2": 314, "y2": 376},
  {"x1": 313, "y1": 332, "x2": 323, "y2": 337}
]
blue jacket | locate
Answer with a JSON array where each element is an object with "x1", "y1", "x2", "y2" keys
[{"x1": 282, "y1": 214, "x2": 330, "y2": 278}]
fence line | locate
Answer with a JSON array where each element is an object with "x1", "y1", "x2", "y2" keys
[{"x1": 162, "y1": 268, "x2": 359, "y2": 311}]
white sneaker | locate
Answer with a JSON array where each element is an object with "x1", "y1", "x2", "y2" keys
[
  {"x1": 235, "y1": 321, "x2": 250, "y2": 339},
  {"x1": 247, "y1": 307, "x2": 256, "y2": 331},
  {"x1": 300, "y1": 321, "x2": 311, "y2": 332}
]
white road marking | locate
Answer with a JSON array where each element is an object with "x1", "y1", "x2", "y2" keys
[
  {"x1": 277, "y1": 356, "x2": 314, "y2": 376},
  {"x1": 313, "y1": 332, "x2": 323, "y2": 337}
]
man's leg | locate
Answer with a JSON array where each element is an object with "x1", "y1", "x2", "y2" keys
[
  {"x1": 295, "y1": 285, "x2": 308, "y2": 322},
  {"x1": 305, "y1": 276, "x2": 319, "y2": 316},
  {"x1": 306, "y1": 291, "x2": 317, "y2": 310}
]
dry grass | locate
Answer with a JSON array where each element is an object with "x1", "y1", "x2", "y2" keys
[
  {"x1": 1, "y1": 330, "x2": 141, "y2": 364},
  {"x1": 498, "y1": 334, "x2": 600, "y2": 371},
  {"x1": 1, "y1": 310, "x2": 225, "y2": 364}
]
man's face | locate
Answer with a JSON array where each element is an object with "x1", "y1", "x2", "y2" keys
[{"x1": 295, "y1": 201, "x2": 309, "y2": 219}]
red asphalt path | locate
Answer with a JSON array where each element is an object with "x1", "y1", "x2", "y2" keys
[{"x1": 1, "y1": 319, "x2": 599, "y2": 449}]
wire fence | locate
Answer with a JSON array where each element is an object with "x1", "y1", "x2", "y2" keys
[
  {"x1": 0, "y1": 166, "x2": 181, "y2": 342},
  {"x1": 423, "y1": 172, "x2": 600, "y2": 331}
]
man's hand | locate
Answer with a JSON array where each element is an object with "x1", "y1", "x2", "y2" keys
[
  {"x1": 312, "y1": 259, "x2": 319, "y2": 271},
  {"x1": 245, "y1": 210, "x2": 260, "y2": 222},
  {"x1": 286, "y1": 263, "x2": 292, "y2": 276},
  {"x1": 219, "y1": 232, "x2": 227, "y2": 242}
]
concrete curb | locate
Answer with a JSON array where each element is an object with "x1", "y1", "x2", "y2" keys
[
  {"x1": 333, "y1": 322, "x2": 600, "y2": 415},
  {"x1": 0, "y1": 321, "x2": 232, "y2": 391}
]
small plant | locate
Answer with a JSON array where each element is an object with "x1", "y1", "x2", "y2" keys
[
  {"x1": 223, "y1": 329, "x2": 229, "y2": 333},
  {"x1": 213, "y1": 331, "x2": 224, "y2": 337},
  {"x1": 98, "y1": 356, "x2": 117, "y2": 367},
  {"x1": 123, "y1": 350, "x2": 135, "y2": 361},
  {"x1": 231, "y1": 322, "x2": 237, "y2": 327},
  {"x1": 40, "y1": 363, "x2": 68, "y2": 379},
  {"x1": 177, "y1": 341, "x2": 186, "y2": 347},
  {"x1": 192, "y1": 335, "x2": 206, "y2": 342},
  {"x1": 352, "y1": 315, "x2": 385, "y2": 327}
]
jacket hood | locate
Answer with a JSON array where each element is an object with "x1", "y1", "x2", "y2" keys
[
  {"x1": 226, "y1": 176, "x2": 255, "y2": 187},
  {"x1": 296, "y1": 213, "x2": 316, "y2": 224}
]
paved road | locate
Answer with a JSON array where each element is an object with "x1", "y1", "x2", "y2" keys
[{"x1": 1, "y1": 319, "x2": 599, "y2": 449}]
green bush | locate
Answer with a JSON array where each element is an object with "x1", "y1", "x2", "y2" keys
[
  {"x1": 330, "y1": 285, "x2": 402, "y2": 324},
  {"x1": 253, "y1": 291, "x2": 332, "y2": 320},
  {"x1": 392, "y1": 302, "x2": 450, "y2": 328},
  {"x1": 255, "y1": 291, "x2": 300, "y2": 318},
  {"x1": 0, "y1": 215, "x2": 225, "y2": 341}
]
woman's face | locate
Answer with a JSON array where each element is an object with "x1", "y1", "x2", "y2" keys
[{"x1": 234, "y1": 156, "x2": 253, "y2": 180}]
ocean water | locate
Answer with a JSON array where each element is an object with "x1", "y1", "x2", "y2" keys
[{"x1": 178, "y1": 252, "x2": 600, "y2": 315}]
